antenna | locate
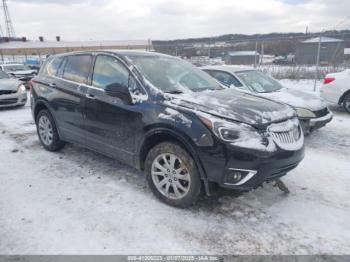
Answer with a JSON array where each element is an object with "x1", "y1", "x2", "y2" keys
[{"x1": 2, "y1": 0, "x2": 16, "y2": 38}]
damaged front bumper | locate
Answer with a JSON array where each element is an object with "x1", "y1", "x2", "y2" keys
[{"x1": 300, "y1": 111, "x2": 333, "y2": 134}]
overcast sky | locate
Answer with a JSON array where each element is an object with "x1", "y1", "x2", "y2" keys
[{"x1": 5, "y1": 0, "x2": 350, "y2": 41}]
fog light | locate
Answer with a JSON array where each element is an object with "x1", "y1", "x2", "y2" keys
[
  {"x1": 225, "y1": 171, "x2": 243, "y2": 184},
  {"x1": 232, "y1": 172, "x2": 242, "y2": 182},
  {"x1": 224, "y1": 168, "x2": 258, "y2": 186}
]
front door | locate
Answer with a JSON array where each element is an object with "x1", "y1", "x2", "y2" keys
[{"x1": 84, "y1": 54, "x2": 144, "y2": 165}]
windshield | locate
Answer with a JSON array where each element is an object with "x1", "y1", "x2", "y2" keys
[
  {"x1": 126, "y1": 55, "x2": 222, "y2": 93},
  {"x1": 236, "y1": 70, "x2": 284, "y2": 93},
  {"x1": 2, "y1": 64, "x2": 31, "y2": 72},
  {"x1": 0, "y1": 70, "x2": 9, "y2": 79}
]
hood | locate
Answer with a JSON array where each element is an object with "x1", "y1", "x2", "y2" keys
[
  {"x1": 0, "y1": 78, "x2": 21, "y2": 91},
  {"x1": 259, "y1": 88, "x2": 327, "y2": 111},
  {"x1": 8, "y1": 70, "x2": 36, "y2": 76},
  {"x1": 165, "y1": 89, "x2": 296, "y2": 127}
]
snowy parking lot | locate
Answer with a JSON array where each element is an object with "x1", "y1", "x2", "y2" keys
[{"x1": 0, "y1": 81, "x2": 350, "y2": 254}]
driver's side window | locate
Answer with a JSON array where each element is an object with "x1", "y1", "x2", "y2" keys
[{"x1": 92, "y1": 55, "x2": 129, "y2": 89}]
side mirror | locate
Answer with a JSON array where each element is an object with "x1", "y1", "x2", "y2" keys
[{"x1": 105, "y1": 83, "x2": 132, "y2": 105}]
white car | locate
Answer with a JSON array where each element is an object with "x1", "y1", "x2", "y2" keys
[
  {"x1": 320, "y1": 69, "x2": 350, "y2": 114},
  {"x1": 0, "y1": 63, "x2": 37, "y2": 87},
  {"x1": 0, "y1": 70, "x2": 27, "y2": 108},
  {"x1": 201, "y1": 65, "x2": 333, "y2": 134}
]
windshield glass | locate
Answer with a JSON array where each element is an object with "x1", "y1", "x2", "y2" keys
[
  {"x1": 0, "y1": 70, "x2": 9, "y2": 79},
  {"x1": 3, "y1": 64, "x2": 31, "y2": 72},
  {"x1": 126, "y1": 55, "x2": 222, "y2": 93},
  {"x1": 236, "y1": 70, "x2": 284, "y2": 93}
]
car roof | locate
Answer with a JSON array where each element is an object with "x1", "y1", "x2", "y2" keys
[
  {"x1": 54, "y1": 50, "x2": 174, "y2": 59},
  {"x1": 200, "y1": 65, "x2": 255, "y2": 74}
]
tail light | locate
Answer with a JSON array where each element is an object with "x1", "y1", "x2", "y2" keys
[{"x1": 324, "y1": 77, "x2": 335, "y2": 85}]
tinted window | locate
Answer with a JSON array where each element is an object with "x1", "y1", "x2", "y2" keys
[
  {"x1": 208, "y1": 70, "x2": 243, "y2": 88},
  {"x1": 63, "y1": 55, "x2": 92, "y2": 84},
  {"x1": 92, "y1": 55, "x2": 129, "y2": 89},
  {"x1": 45, "y1": 56, "x2": 63, "y2": 76}
]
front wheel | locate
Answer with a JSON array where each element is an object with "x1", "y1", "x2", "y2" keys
[
  {"x1": 145, "y1": 142, "x2": 201, "y2": 208},
  {"x1": 343, "y1": 93, "x2": 350, "y2": 114}
]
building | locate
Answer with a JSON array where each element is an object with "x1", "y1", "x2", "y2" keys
[
  {"x1": 0, "y1": 38, "x2": 152, "y2": 59},
  {"x1": 225, "y1": 51, "x2": 259, "y2": 65},
  {"x1": 295, "y1": 37, "x2": 345, "y2": 65},
  {"x1": 345, "y1": 48, "x2": 350, "y2": 61}
]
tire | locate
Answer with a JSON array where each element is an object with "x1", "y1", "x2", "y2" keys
[
  {"x1": 36, "y1": 109, "x2": 65, "y2": 151},
  {"x1": 145, "y1": 142, "x2": 201, "y2": 208},
  {"x1": 343, "y1": 93, "x2": 350, "y2": 114}
]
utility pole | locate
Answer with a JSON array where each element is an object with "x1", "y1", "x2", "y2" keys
[
  {"x1": 261, "y1": 41, "x2": 264, "y2": 65},
  {"x1": 2, "y1": 0, "x2": 16, "y2": 38},
  {"x1": 314, "y1": 36, "x2": 322, "y2": 91},
  {"x1": 254, "y1": 40, "x2": 258, "y2": 68}
]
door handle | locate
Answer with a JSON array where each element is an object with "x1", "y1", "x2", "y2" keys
[
  {"x1": 49, "y1": 82, "x2": 57, "y2": 88},
  {"x1": 86, "y1": 93, "x2": 96, "y2": 100}
]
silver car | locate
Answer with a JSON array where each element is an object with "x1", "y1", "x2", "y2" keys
[
  {"x1": 202, "y1": 65, "x2": 333, "y2": 135},
  {"x1": 0, "y1": 70, "x2": 27, "y2": 108}
]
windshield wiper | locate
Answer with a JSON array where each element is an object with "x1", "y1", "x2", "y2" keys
[{"x1": 164, "y1": 90, "x2": 184, "y2": 94}]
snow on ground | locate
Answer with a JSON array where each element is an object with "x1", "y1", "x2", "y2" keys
[{"x1": 0, "y1": 85, "x2": 350, "y2": 254}]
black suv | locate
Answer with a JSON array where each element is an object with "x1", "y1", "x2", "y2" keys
[{"x1": 31, "y1": 51, "x2": 305, "y2": 207}]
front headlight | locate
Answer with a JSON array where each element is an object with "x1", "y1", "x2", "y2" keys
[
  {"x1": 295, "y1": 107, "x2": 316, "y2": 118},
  {"x1": 198, "y1": 114, "x2": 276, "y2": 152},
  {"x1": 17, "y1": 84, "x2": 26, "y2": 94}
]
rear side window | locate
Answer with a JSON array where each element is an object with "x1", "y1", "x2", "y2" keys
[
  {"x1": 44, "y1": 56, "x2": 63, "y2": 76},
  {"x1": 92, "y1": 55, "x2": 129, "y2": 89},
  {"x1": 62, "y1": 55, "x2": 92, "y2": 84},
  {"x1": 208, "y1": 70, "x2": 243, "y2": 88}
]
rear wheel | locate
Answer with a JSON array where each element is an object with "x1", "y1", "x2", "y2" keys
[
  {"x1": 145, "y1": 142, "x2": 201, "y2": 208},
  {"x1": 343, "y1": 93, "x2": 350, "y2": 114},
  {"x1": 36, "y1": 109, "x2": 65, "y2": 151}
]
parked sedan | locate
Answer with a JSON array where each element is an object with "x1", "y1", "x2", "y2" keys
[
  {"x1": 0, "y1": 63, "x2": 37, "y2": 87},
  {"x1": 31, "y1": 51, "x2": 304, "y2": 207},
  {"x1": 0, "y1": 70, "x2": 27, "y2": 107},
  {"x1": 320, "y1": 69, "x2": 350, "y2": 114},
  {"x1": 202, "y1": 65, "x2": 333, "y2": 134}
]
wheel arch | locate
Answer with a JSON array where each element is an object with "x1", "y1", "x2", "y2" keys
[
  {"x1": 137, "y1": 127, "x2": 211, "y2": 195},
  {"x1": 33, "y1": 99, "x2": 62, "y2": 137},
  {"x1": 338, "y1": 89, "x2": 350, "y2": 105}
]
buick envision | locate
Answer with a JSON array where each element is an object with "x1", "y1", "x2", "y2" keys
[{"x1": 31, "y1": 51, "x2": 305, "y2": 207}]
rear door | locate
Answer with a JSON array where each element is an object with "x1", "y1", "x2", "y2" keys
[{"x1": 49, "y1": 54, "x2": 92, "y2": 144}]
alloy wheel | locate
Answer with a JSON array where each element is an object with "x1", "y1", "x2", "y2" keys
[
  {"x1": 38, "y1": 115, "x2": 54, "y2": 146},
  {"x1": 151, "y1": 153, "x2": 191, "y2": 199},
  {"x1": 345, "y1": 97, "x2": 350, "y2": 113}
]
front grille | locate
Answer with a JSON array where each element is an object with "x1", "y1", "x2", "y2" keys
[
  {"x1": 0, "y1": 98, "x2": 18, "y2": 105},
  {"x1": 0, "y1": 90, "x2": 16, "y2": 95},
  {"x1": 313, "y1": 108, "x2": 329, "y2": 118},
  {"x1": 268, "y1": 118, "x2": 304, "y2": 151}
]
